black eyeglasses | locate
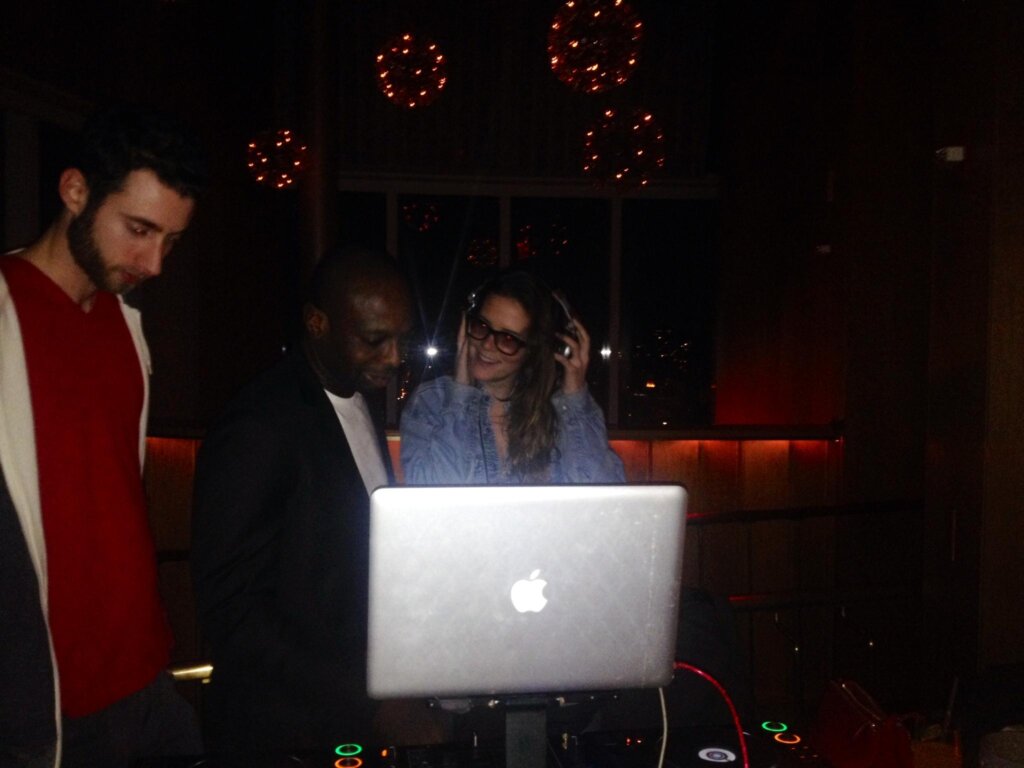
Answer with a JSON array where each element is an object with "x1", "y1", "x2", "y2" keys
[{"x1": 466, "y1": 315, "x2": 527, "y2": 355}]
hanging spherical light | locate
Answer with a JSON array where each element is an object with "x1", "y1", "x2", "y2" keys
[
  {"x1": 515, "y1": 224, "x2": 537, "y2": 262},
  {"x1": 465, "y1": 238, "x2": 498, "y2": 268},
  {"x1": 246, "y1": 129, "x2": 308, "y2": 190},
  {"x1": 548, "y1": 0, "x2": 643, "y2": 94},
  {"x1": 582, "y1": 107, "x2": 666, "y2": 187},
  {"x1": 515, "y1": 222, "x2": 570, "y2": 262},
  {"x1": 376, "y1": 33, "x2": 448, "y2": 109},
  {"x1": 401, "y1": 201, "x2": 441, "y2": 233}
]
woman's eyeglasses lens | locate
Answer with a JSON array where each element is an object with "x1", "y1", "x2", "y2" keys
[{"x1": 466, "y1": 316, "x2": 525, "y2": 355}]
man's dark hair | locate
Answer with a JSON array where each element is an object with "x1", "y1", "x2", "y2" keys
[
  {"x1": 306, "y1": 245, "x2": 409, "y2": 315},
  {"x1": 74, "y1": 105, "x2": 209, "y2": 206}
]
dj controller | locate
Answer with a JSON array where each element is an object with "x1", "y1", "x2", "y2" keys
[{"x1": 139, "y1": 722, "x2": 828, "y2": 768}]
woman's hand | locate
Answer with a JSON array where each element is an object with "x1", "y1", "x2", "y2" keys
[
  {"x1": 556, "y1": 316, "x2": 590, "y2": 394},
  {"x1": 454, "y1": 311, "x2": 471, "y2": 386}
]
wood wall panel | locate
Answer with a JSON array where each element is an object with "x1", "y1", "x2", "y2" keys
[
  {"x1": 797, "y1": 517, "x2": 837, "y2": 592},
  {"x1": 696, "y1": 441, "x2": 742, "y2": 515},
  {"x1": 789, "y1": 440, "x2": 836, "y2": 506},
  {"x1": 750, "y1": 520, "x2": 797, "y2": 594},
  {"x1": 650, "y1": 440, "x2": 702, "y2": 487},
  {"x1": 145, "y1": 439, "x2": 204, "y2": 714},
  {"x1": 739, "y1": 441, "x2": 792, "y2": 511},
  {"x1": 697, "y1": 524, "x2": 750, "y2": 596},
  {"x1": 609, "y1": 439, "x2": 651, "y2": 482},
  {"x1": 144, "y1": 437, "x2": 199, "y2": 552}
]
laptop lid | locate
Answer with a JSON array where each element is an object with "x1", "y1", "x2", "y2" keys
[{"x1": 366, "y1": 483, "x2": 687, "y2": 700}]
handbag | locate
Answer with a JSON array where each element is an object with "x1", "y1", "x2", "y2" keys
[{"x1": 811, "y1": 679, "x2": 915, "y2": 768}]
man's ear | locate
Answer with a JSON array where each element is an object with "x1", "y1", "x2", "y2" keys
[
  {"x1": 58, "y1": 169, "x2": 90, "y2": 216},
  {"x1": 303, "y1": 303, "x2": 330, "y2": 339}
]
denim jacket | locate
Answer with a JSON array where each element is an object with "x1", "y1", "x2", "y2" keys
[{"x1": 400, "y1": 375, "x2": 625, "y2": 485}]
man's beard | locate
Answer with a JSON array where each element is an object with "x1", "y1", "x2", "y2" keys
[{"x1": 67, "y1": 204, "x2": 121, "y2": 294}]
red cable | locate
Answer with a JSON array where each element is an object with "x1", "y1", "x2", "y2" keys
[{"x1": 674, "y1": 661, "x2": 751, "y2": 768}]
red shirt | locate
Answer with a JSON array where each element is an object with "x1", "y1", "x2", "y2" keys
[{"x1": 1, "y1": 257, "x2": 171, "y2": 717}]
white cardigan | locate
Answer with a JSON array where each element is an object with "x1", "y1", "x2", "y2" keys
[{"x1": 0, "y1": 267, "x2": 151, "y2": 767}]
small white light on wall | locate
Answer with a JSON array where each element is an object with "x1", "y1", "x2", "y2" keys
[{"x1": 935, "y1": 146, "x2": 965, "y2": 162}]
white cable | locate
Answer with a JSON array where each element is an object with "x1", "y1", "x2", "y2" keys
[{"x1": 657, "y1": 687, "x2": 669, "y2": 768}]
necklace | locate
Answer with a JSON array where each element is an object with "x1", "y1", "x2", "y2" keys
[{"x1": 485, "y1": 382, "x2": 517, "y2": 403}]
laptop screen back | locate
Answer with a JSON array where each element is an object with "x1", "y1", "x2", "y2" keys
[{"x1": 366, "y1": 484, "x2": 687, "y2": 700}]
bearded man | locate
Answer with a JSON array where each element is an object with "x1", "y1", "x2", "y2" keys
[{"x1": 0, "y1": 106, "x2": 207, "y2": 768}]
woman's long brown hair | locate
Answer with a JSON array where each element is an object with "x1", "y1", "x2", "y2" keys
[{"x1": 474, "y1": 270, "x2": 561, "y2": 481}]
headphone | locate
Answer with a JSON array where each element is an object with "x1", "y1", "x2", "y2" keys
[{"x1": 551, "y1": 290, "x2": 578, "y2": 358}]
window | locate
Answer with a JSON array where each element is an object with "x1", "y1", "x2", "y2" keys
[
  {"x1": 621, "y1": 199, "x2": 717, "y2": 428},
  {"x1": 396, "y1": 194, "x2": 500, "y2": 412},
  {"x1": 337, "y1": 191, "x2": 387, "y2": 251},
  {"x1": 510, "y1": 197, "x2": 611, "y2": 408},
  {"x1": 336, "y1": 183, "x2": 718, "y2": 430}
]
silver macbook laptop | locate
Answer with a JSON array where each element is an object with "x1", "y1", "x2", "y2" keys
[{"x1": 366, "y1": 483, "x2": 687, "y2": 700}]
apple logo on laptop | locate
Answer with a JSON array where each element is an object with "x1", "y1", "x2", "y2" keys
[{"x1": 510, "y1": 569, "x2": 548, "y2": 613}]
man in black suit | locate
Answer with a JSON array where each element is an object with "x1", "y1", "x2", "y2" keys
[{"x1": 191, "y1": 246, "x2": 415, "y2": 752}]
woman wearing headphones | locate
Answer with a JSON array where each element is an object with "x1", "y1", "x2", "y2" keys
[{"x1": 400, "y1": 269, "x2": 625, "y2": 484}]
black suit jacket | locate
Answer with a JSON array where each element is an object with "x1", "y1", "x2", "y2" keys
[{"x1": 191, "y1": 351, "x2": 393, "y2": 752}]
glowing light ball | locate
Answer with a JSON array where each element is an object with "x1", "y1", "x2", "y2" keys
[
  {"x1": 246, "y1": 129, "x2": 308, "y2": 189},
  {"x1": 548, "y1": 0, "x2": 643, "y2": 94},
  {"x1": 376, "y1": 33, "x2": 448, "y2": 108},
  {"x1": 582, "y1": 108, "x2": 665, "y2": 187},
  {"x1": 515, "y1": 222, "x2": 569, "y2": 262},
  {"x1": 465, "y1": 238, "x2": 498, "y2": 268},
  {"x1": 401, "y1": 201, "x2": 441, "y2": 233}
]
